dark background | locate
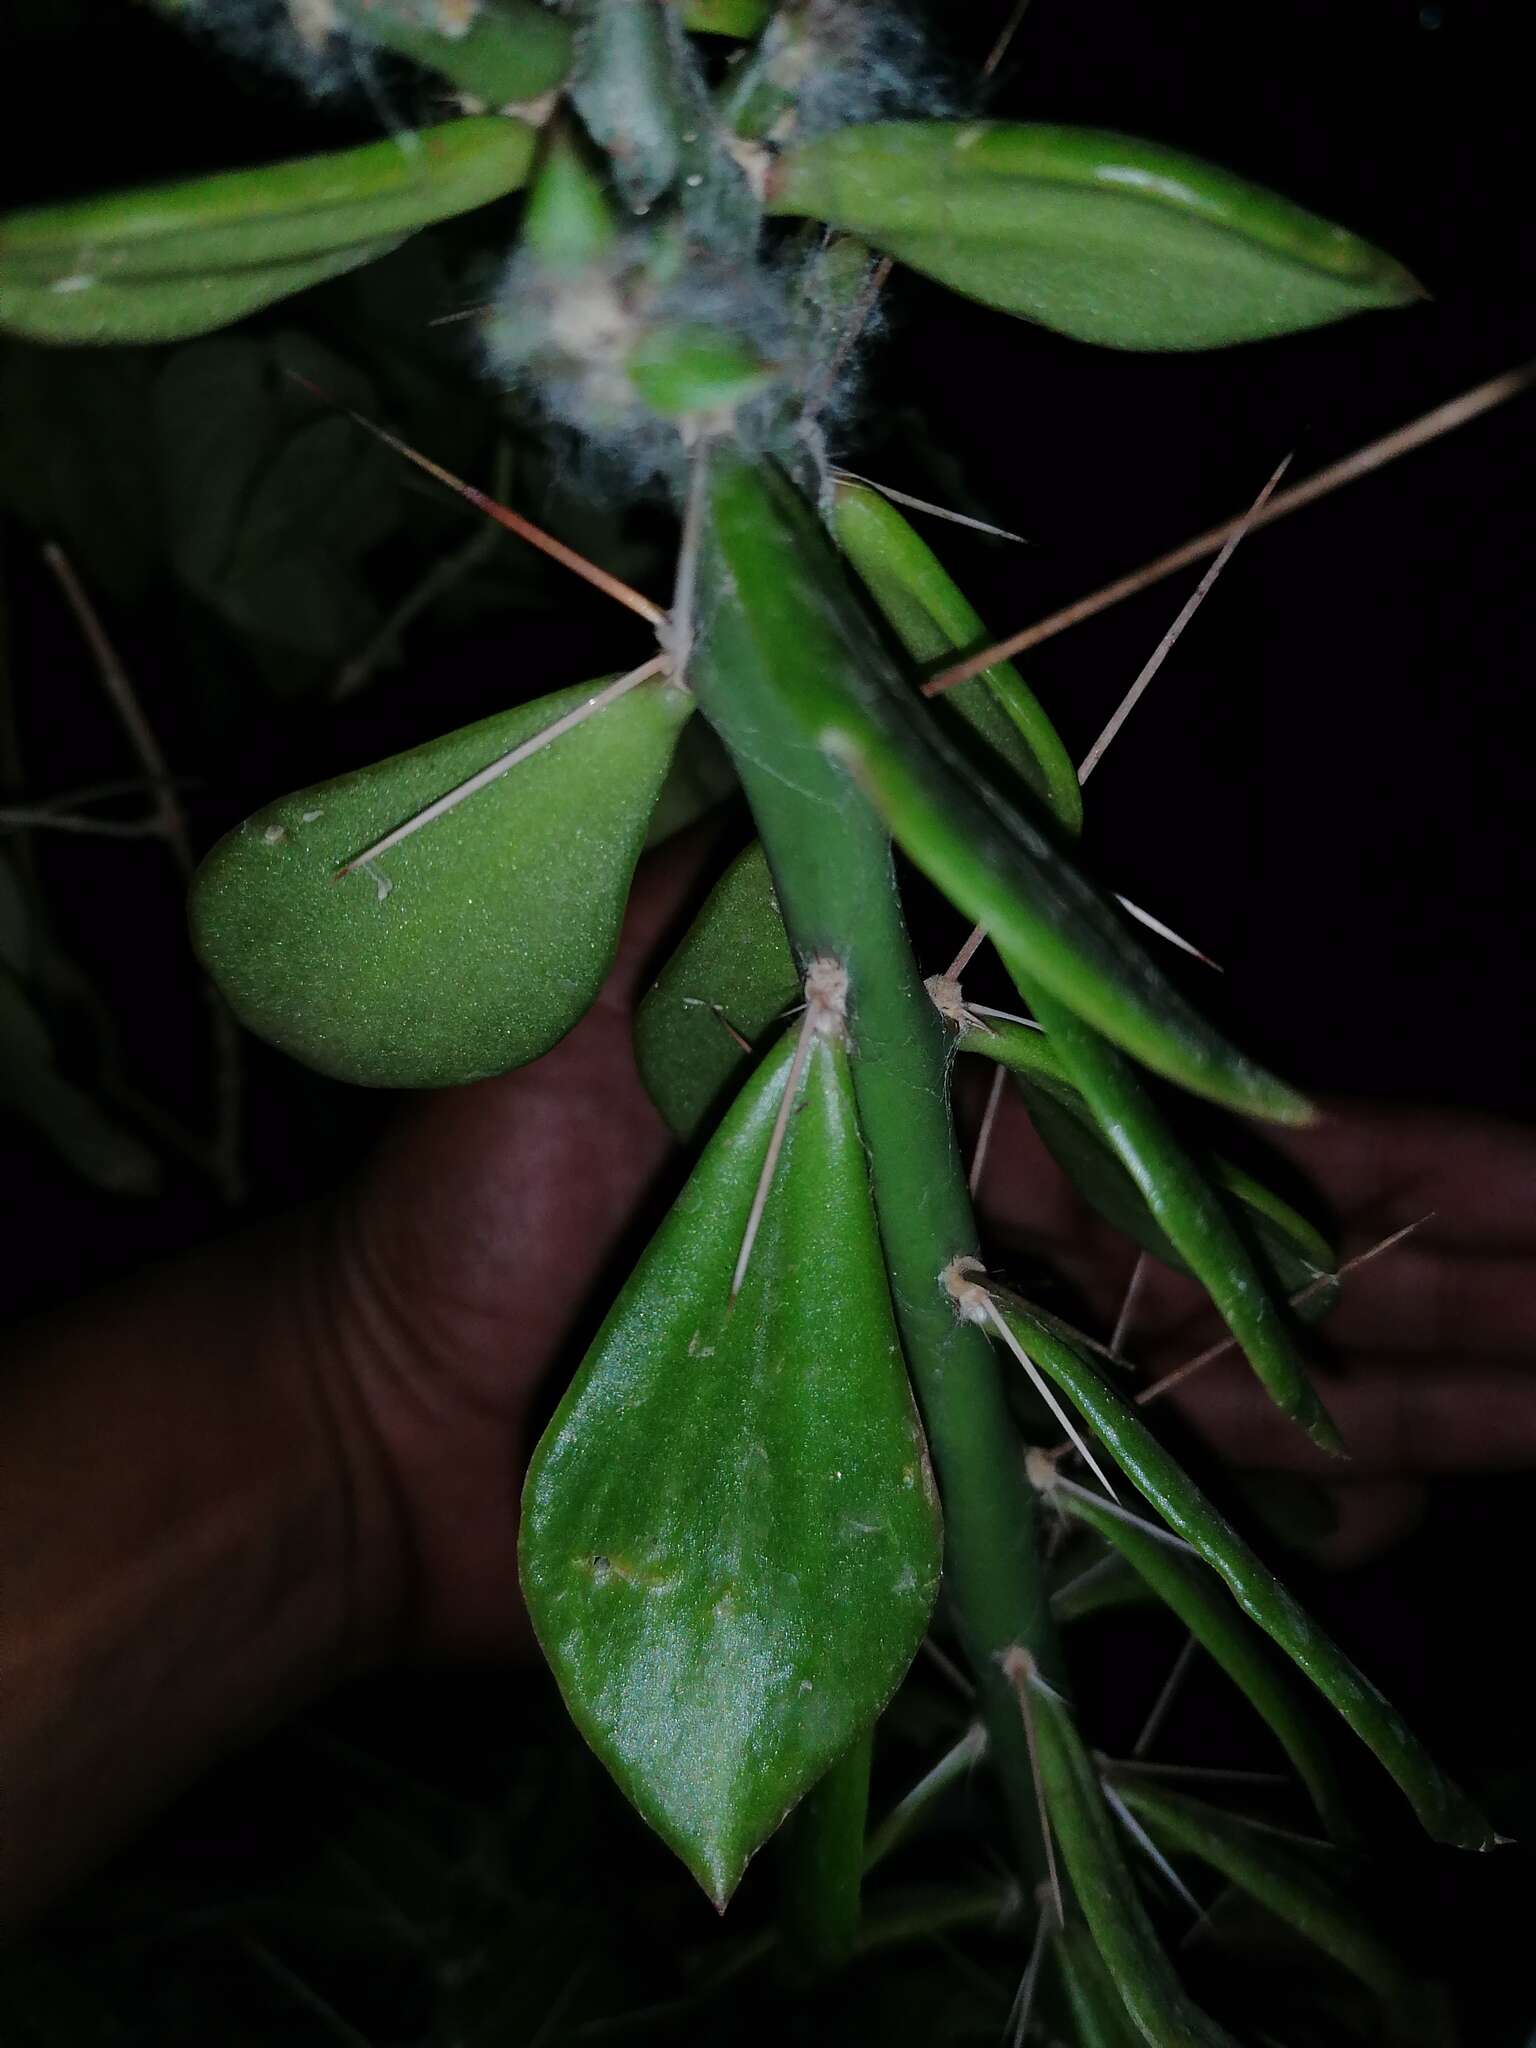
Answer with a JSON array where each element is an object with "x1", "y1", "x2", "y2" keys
[{"x1": 2, "y1": 1, "x2": 1533, "y2": 2042}]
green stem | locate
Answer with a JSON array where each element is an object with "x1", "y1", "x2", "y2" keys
[
  {"x1": 777, "y1": 1729, "x2": 872, "y2": 1972},
  {"x1": 687, "y1": 441, "x2": 1064, "y2": 1888}
]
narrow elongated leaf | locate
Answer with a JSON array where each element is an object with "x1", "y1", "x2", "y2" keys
[
  {"x1": 0, "y1": 118, "x2": 534, "y2": 341},
  {"x1": 1021, "y1": 1665, "x2": 1239, "y2": 2046},
  {"x1": 959, "y1": 1015, "x2": 1337, "y2": 1312},
  {"x1": 1116, "y1": 1785, "x2": 1453, "y2": 2041},
  {"x1": 337, "y1": 0, "x2": 572, "y2": 104},
  {"x1": 0, "y1": 240, "x2": 400, "y2": 345},
  {"x1": 191, "y1": 673, "x2": 691, "y2": 1087},
  {"x1": 699, "y1": 445, "x2": 1311, "y2": 1124},
  {"x1": 1052, "y1": 1492, "x2": 1354, "y2": 1841},
  {"x1": 769, "y1": 123, "x2": 1422, "y2": 350},
  {"x1": 635, "y1": 840, "x2": 799, "y2": 1138},
  {"x1": 520, "y1": 1029, "x2": 942, "y2": 1906},
  {"x1": 832, "y1": 479, "x2": 1081, "y2": 835},
  {"x1": 996, "y1": 1298, "x2": 1497, "y2": 1851},
  {"x1": 1053, "y1": 1916, "x2": 1150, "y2": 2048},
  {"x1": 993, "y1": 978, "x2": 1336, "y2": 1448}
]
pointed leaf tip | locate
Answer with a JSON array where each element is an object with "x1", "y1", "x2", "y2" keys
[{"x1": 520, "y1": 1028, "x2": 941, "y2": 1904}]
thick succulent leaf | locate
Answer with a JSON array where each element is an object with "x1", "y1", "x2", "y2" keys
[
  {"x1": 995, "y1": 1298, "x2": 1497, "y2": 1851},
  {"x1": 1053, "y1": 1490, "x2": 1355, "y2": 1841},
  {"x1": 1022, "y1": 1666, "x2": 1240, "y2": 2047},
  {"x1": 337, "y1": 0, "x2": 572, "y2": 104},
  {"x1": 699, "y1": 445, "x2": 1310, "y2": 1124},
  {"x1": 769, "y1": 122, "x2": 1422, "y2": 350},
  {"x1": 832, "y1": 480, "x2": 1081, "y2": 835},
  {"x1": 0, "y1": 118, "x2": 533, "y2": 341},
  {"x1": 1006, "y1": 976, "x2": 1337, "y2": 1449},
  {"x1": 571, "y1": 0, "x2": 690, "y2": 211},
  {"x1": 1116, "y1": 1785, "x2": 1454, "y2": 2042},
  {"x1": 635, "y1": 840, "x2": 798, "y2": 1139},
  {"x1": 627, "y1": 323, "x2": 776, "y2": 416},
  {"x1": 190, "y1": 674, "x2": 691, "y2": 1087},
  {"x1": 0, "y1": 240, "x2": 401, "y2": 345},
  {"x1": 959, "y1": 1015, "x2": 1337, "y2": 1313},
  {"x1": 680, "y1": 0, "x2": 770, "y2": 30},
  {"x1": 519, "y1": 1028, "x2": 942, "y2": 1907},
  {"x1": 777, "y1": 1730, "x2": 872, "y2": 1970}
]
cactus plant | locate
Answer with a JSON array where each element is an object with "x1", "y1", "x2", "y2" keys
[{"x1": 1, "y1": 3, "x2": 1504, "y2": 2039}]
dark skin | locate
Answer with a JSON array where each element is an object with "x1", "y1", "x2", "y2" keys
[{"x1": 4, "y1": 840, "x2": 1533, "y2": 1926}]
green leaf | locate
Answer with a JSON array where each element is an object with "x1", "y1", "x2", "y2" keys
[
  {"x1": 993, "y1": 1297, "x2": 1497, "y2": 1852},
  {"x1": 680, "y1": 0, "x2": 769, "y2": 32},
  {"x1": 1115, "y1": 1785, "x2": 1454, "y2": 2042},
  {"x1": 336, "y1": 0, "x2": 573, "y2": 106},
  {"x1": 959, "y1": 1015, "x2": 1337, "y2": 1312},
  {"x1": 0, "y1": 241, "x2": 400, "y2": 346},
  {"x1": 1052, "y1": 1494, "x2": 1355, "y2": 1841},
  {"x1": 1020, "y1": 1663, "x2": 1240, "y2": 2046},
  {"x1": 768, "y1": 123, "x2": 1423, "y2": 350},
  {"x1": 190, "y1": 672, "x2": 692, "y2": 1087},
  {"x1": 634, "y1": 840, "x2": 799, "y2": 1139},
  {"x1": 698, "y1": 444, "x2": 1311, "y2": 1125},
  {"x1": 520, "y1": 1027, "x2": 942, "y2": 1906},
  {"x1": 1052, "y1": 1916, "x2": 1149, "y2": 2048},
  {"x1": 0, "y1": 118, "x2": 534, "y2": 343},
  {"x1": 832, "y1": 479, "x2": 1082, "y2": 835},
  {"x1": 1007, "y1": 977, "x2": 1337, "y2": 1448}
]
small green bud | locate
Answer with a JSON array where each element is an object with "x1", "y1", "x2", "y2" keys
[
  {"x1": 626, "y1": 322, "x2": 776, "y2": 417},
  {"x1": 521, "y1": 125, "x2": 619, "y2": 272}
]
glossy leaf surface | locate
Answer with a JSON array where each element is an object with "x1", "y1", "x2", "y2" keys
[
  {"x1": 0, "y1": 119, "x2": 533, "y2": 342},
  {"x1": 635, "y1": 840, "x2": 798, "y2": 1139},
  {"x1": 191, "y1": 674, "x2": 691, "y2": 1087},
  {"x1": 770, "y1": 123, "x2": 1422, "y2": 349},
  {"x1": 959, "y1": 1015, "x2": 1336, "y2": 1312},
  {"x1": 699, "y1": 446, "x2": 1310, "y2": 1124},
  {"x1": 996, "y1": 1298, "x2": 1497, "y2": 1851},
  {"x1": 520, "y1": 1030, "x2": 942, "y2": 1906},
  {"x1": 1023, "y1": 1665, "x2": 1239, "y2": 2046},
  {"x1": 832, "y1": 480, "x2": 1081, "y2": 835},
  {"x1": 986, "y1": 981, "x2": 1336, "y2": 1447}
]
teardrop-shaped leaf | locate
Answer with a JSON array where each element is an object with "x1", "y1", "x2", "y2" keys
[
  {"x1": 832, "y1": 480, "x2": 1081, "y2": 835},
  {"x1": 698, "y1": 444, "x2": 1311, "y2": 1124},
  {"x1": 191, "y1": 673, "x2": 692, "y2": 1087},
  {"x1": 521, "y1": 123, "x2": 620, "y2": 270},
  {"x1": 1051, "y1": 1490, "x2": 1355, "y2": 1842},
  {"x1": 994, "y1": 1296, "x2": 1497, "y2": 1851},
  {"x1": 959, "y1": 1015, "x2": 1336, "y2": 1312},
  {"x1": 768, "y1": 123, "x2": 1423, "y2": 350},
  {"x1": 337, "y1": 0, "x2": 572, "y2": 105},
  {"x1": 1114, "y1": 1784, "x2": 1453, "y2": 2041},
  {"x1": 1006, "y1": 974, "x2": 1337, "y2": 1449},
  {"x1": 0, "y1": 118, "x2": 534, "y2": 342},
  {"x1": 635, "y1": 840, "x2": 799, "y2": 1139},
  {"x1": 520, "y1": 1028, "x2": 942, "y2": 1907},
  {"x1": 570, "y1": 0, "x2": 689, "y2": 211},
  {"x1": 1019, "y1": 1662, "x2": 1240, "y2": 2046}
]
